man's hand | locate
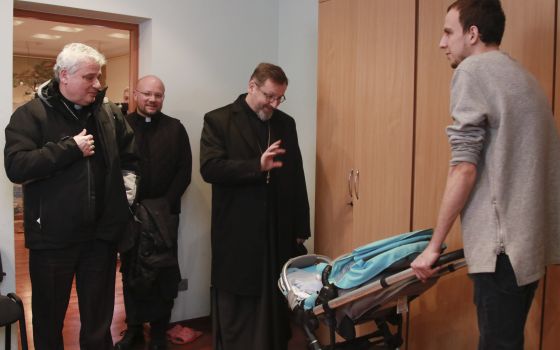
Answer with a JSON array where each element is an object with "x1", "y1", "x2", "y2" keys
[
  {"x1": 261, "y1": 140, "x2": 286, "y2": 171},
  {"x1": 73, "y1": 129, "x2": 95, "y2": 157},
  {"x1": 296, "y1": 238, "x2": 306, "y2": 245},
  {"x1": 411, "y1": 247, "x2": 441, "y2": 282}
]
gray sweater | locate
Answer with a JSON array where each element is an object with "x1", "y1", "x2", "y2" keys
[{"x1": 448, "y1": 50, "x2": 560, "y2": 286}]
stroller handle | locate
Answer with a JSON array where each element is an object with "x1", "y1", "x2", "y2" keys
[
  {"x1": 433, "y1": 249, "x2": 465, "y2": 267},
  {"x1": 312, "y1": 249, "x2": 467, "y2": 316}
]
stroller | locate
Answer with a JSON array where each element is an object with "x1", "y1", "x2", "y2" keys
[{"x1": 278, "y1": 229, "x2": 466, "y2": 350}]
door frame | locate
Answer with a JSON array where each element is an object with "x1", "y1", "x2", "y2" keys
[{"x1": 13, "y1": 8, "x2": 139, "y2": 112}]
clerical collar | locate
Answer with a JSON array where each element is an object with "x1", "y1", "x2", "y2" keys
[
  {"x1": 60, "y1": 94, "x2": 85, "y2": 111},
  {"x1": 135, "y1": 111, "x2": 161, "y2": 123}
]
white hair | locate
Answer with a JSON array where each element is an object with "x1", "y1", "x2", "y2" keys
[{"x1": 53, "y1": 43, "x2": 106, "y2": 81}]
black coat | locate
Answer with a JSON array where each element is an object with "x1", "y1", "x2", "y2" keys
[
  {"x1": 126, "y1": 112, "x2": 191, "y2": 214},
  {"x1": 4, "y1": 80, "x2": 137, "y2": 249},
  {"x1": 121, "y1": 112, "x2": 191, "y2": 309},
  {"x1": 200, "y1": 94, "x2": 310, "y2": 295}
]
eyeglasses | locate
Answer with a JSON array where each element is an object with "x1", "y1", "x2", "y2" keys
[
  {"x1": 256, "y1": 85, "x2": 286, "y2": 104},
  {"x1": 135, "y1": 89, "x2": 164, "y2": 100}
]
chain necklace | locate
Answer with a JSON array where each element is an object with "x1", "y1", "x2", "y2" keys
[
  {"x1": 61, "y1": 100, "x2": 80, "y2": 121},
  {"x1": 256, "y1": 122, "x2": 272, "y2": 184}
]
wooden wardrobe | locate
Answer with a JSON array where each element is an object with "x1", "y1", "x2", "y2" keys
[{"x1": 315, "y1": 0, "x2": 560, "y2": 348}]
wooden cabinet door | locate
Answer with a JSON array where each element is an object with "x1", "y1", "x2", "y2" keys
[
  {"x1": 315, "y1": 0, "x2": 358, "y2": 258},
  {"x1": 317, "y1": 0, "x2": 556, "y2": 348},
  {"x1": 543, "y1": 2, "x2": 560, "y2": 347},
  {"x1": 316, "y1": 0, "x2": 415, "y2": 257},
  {"x1": 543, "y1": 267, "x2": 560, "y2": 349},
  {"x1": 352, "y1": 0, "x2": 415, "y2": 247}
]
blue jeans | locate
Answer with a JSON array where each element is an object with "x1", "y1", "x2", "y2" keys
[{"x1": 471, "y1": 254, "x2": 538, "y2": 350}]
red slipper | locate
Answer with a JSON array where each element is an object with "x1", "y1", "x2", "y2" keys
[{"x1": 166, "y1": 325, "x2": 202, "y2": 345}]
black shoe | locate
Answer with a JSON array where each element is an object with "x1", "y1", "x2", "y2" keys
[{"x1": 114, "y1": 327, "x2": 143, "y2": 350}]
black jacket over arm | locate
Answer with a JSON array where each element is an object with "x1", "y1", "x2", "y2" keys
[{"x1": 200, "y1": 94, "x2": 310, "y2": 295}]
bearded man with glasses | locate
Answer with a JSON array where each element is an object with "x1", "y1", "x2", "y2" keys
[{"x1": 200, "y1": 62, "x2": 311, "y2": 350}]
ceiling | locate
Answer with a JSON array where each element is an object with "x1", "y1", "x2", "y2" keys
[{"x1": 13, "y1": 16, "x2": 130, "y2": 59}]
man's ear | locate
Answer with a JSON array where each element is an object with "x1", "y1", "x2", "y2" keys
[
  {"x1": 247, "y1": 79, "x2": 257, "y2": 94},
  {"x1": 468, "y1": 25, "x2": 480, "y2": 44},
  {"x1": 59, "y1": 69, "x2": 69, "y2": 84}
]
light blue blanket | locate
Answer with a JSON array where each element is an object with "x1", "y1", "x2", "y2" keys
[
  {"x1": 329, "y1": 229, "x2": 435, "y2": 289},
  {"x1": 283, "y1": 229, "x2": 439, "y2": 310}
]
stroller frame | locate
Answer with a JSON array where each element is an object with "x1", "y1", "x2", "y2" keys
[{"x1": 281, "y1": 250, "x2": 466, "y2": 350}]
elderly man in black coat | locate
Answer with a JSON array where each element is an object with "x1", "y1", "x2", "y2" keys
[
  {"x1": 200, "y1": 63, "x2": 311, "y2": 350},
  {"x1": 5, "y1": 43, "x2": 138, "y2": 350}
]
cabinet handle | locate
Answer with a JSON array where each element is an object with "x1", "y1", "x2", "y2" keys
[
  {"x1": 354, "y1": 169, "x2": 360, "y2": 200},
  {"x1": 347, "y1": 169, "x2": 354, "y2": 206}
]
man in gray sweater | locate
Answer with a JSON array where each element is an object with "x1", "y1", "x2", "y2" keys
[{"x1": 411, "y1": 1, "x2": 560, "y2": 349}]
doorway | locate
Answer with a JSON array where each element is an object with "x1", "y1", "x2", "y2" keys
[
  {"x1": 12, "y1": 9, "x2": 138, "y2": 349},
  {"x1": 13, "y1": 9, "x2": 139, "y2": 109}
]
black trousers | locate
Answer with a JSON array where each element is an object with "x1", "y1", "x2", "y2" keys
[
  {"x1": 120, "y1": 252, "x2": 179, "y2": 340},
  {"x1": 471, "y1": 254, "x2": 539, "y2": 350},
  {"x1": 29, "y1": 240, "x2": 117, "y2": 350},
  {"x1": 121, "y1": 280, "x2": 173, "y2": 341}
]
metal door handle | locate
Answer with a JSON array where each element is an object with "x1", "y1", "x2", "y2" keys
[
  {"x1": 354, "y1": 169, "x2": 360, "y2": 200},
  {"x1": 347, "y1": 169, "x2": 354, "y2": 206}
]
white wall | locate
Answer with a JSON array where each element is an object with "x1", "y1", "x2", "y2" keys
[
  {"x1": 105, "y1": 54, "x2": 130, "y2": 103},
  {"x1": 279, "y1": 0, "x2": 318, "y2": 250},
  {"x1": 2, "y1": 0, "x2": 317, "y2": 326}
]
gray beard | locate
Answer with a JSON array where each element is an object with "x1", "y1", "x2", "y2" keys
[{"x1": 257, "y1": 110, "x2": 272, "y2": 121}]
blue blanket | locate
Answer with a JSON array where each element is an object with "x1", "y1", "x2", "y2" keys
[{"x1": 329, "y1": 229, "x2": 435, "y2": 289}]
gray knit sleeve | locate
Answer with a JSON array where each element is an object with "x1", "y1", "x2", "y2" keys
[{"x1": 446, "y1": 68, "x2": 487, "y2": 166}]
